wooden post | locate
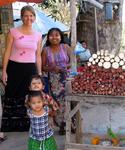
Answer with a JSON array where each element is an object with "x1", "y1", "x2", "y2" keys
[
  {"x1": 94, "y1": 7, "x2": 99, "y2": 51},
  {"x1": 76, "y1": 106, "x2": 83, "y2": 144},
  {"x1": 65, "y1": 100, "x2": 71, "y2": 150},
  {"x1": 0, "y1": 96, "x2": 2, "y2": 129},
  {"x1": 70, "y1": 0, "x2": 77, "y2": 46},
  {"x1": 70, "y1": 0, "x2": 77, "y2": 73}
]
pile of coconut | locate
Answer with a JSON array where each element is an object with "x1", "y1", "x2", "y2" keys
[{"x1": 88, "y1": 50, "x2": 125, "y2": 70}]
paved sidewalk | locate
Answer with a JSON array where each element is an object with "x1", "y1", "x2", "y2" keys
[{"x1": 0, "y1": 130, "x2": 65, "y2": 150}]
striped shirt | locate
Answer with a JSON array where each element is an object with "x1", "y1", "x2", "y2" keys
[{"x1": 27, "y1": 106, "x2": 53, "y2": 141}]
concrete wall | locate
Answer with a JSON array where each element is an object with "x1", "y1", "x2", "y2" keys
[
  {"x1": 97, "y1": 0, "x2": 123, "y2": 53},
  {"x1": 66, "y1": 94, "x2": 125, "y2": 136},
  {"x1": 66, "y1": 93, "x2": 125, "y2": 138},
  {"x1": 77, "y1": 6, "x2": 96, "y2": 53},
  {"x1": 79, "y1": 96, "x2": 125, "y2": 135},
  {"x1": 0, "y1": 5, "x2": 13, "y2": 129},
  {"x1": 82, "y1": 104, "x2": 125, "y2": 134},
  {"x1": 77, "y1": 0, "x2": 123, "y2": 54}
]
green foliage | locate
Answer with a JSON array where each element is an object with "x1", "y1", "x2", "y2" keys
[{"x1": 38, "y1": 0, "x2": 70, "y2": 26}]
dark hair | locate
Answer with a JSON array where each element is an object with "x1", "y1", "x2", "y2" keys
[
  {"x1": 25, "y1": 90, "x2": 43, "y2": 108},
  {"x1": 46, "y1": 28, "x2": 64, "y2": 46},
  {"x1": 29, "y1": 74, "x2": 45, "y2": 86},
  {"x1": 21, "y1": 5, "x2": 36, "y2": 18},
  {"x1": 80, "y1": 40, "x2": 87, "y2": 44}
]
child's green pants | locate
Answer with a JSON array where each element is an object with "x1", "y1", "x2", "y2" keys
[{"x1": 28, "y1": 136, "x2": 57, "y2": 150}]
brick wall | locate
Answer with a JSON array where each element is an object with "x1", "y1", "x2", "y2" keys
[{"x1": 0, "y1": 5, "x2": 14, "y2": 67}]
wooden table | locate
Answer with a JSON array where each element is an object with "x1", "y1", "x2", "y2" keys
[{"x1": 65, "y1": 94, "x2": 125, "y2": 150}]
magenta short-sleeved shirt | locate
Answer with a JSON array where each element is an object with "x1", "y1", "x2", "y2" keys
[{"x1": 9, "y1": 28, "x2": 42, "y2": 63}]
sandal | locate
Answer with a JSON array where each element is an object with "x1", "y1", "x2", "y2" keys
[
  {"x1": 0, "y1": 135, "x2": 7, "y2": 143},
  {"x1": 59, "y1": 128, "x2": 66, "y2": 135},
  {"x1": 59, "y1": 122, "x2": 66, "y2": 135}
]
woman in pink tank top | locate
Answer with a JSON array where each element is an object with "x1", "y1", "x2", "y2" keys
[{"x1": 1, "y1": 6, "x2": 42, "y2": 132}]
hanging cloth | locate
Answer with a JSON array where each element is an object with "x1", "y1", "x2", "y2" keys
[
  {"x1": 0, "y1": 0, "x2": 16, "y2": 6},
  {"x1": 0, "y1": 0, "x2": 43, "y2": 6}
]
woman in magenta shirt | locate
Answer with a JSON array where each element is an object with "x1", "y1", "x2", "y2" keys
[{"x1": 1, "y1": 5, "x2": 42, "y2": 131}]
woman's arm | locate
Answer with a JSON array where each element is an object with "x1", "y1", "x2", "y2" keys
[
  {"x1": 43, "y1": 94, "x2": 59, "y2": 111},
  {"x1": 64, "y1": 44, "x2": 72, "y2": 68},
  {"x1": 36, "y1": 36, "x2": 42, "y2": 75},
  {"x1": 65, "y1": 44, "x2": 71, "y2": 59},
  {"x1": 2, "y1": 31, "x2": 13, "y2": 85},
  {"x1": 41, "y1": 48, "x2": 48, "y2": 72},
  {"x1": 42, "y1": 48, "x2": 55, "y2": 72}
]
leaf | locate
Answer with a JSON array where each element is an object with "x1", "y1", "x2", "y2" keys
[{"x1": 107, "y1": 127, "x2": 118, "y2": 139}]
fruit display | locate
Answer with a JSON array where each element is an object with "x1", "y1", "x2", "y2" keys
[{"x1": 72, "y1": 51, "x2": 125, "y2": 96}]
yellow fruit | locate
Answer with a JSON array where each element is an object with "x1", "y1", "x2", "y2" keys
[
  {"x1": 91, "y1": 136, "x2": 100, "y2": 145},
  {"x1": 112, "y1": 138, "x2": 119, "y2": 146}
]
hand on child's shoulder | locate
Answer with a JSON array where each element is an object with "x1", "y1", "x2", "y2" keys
[
  {"x1": 49, "y1": 110, "x2": 57, "y2": 117},
  {"x1": 25, "y1": 95, "x2": 30, "y2": 108},
  {"x1": 56, "y1": 101, "x2": 61, "y2": 109}
]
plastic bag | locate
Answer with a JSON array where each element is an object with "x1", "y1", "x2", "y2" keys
[
  {"x1": 79, "y1": 49, "x2": 91, "y2": 61},
  {"x1": 74, "y1": 42, "x2": 86, "y2": 55},
  {"x1": 74, "y1": 42, "x2": 91, "y2": 61}
]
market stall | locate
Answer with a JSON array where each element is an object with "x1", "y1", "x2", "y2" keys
[{"x1": 65, "y1": 50, "x2": 125, "y2": 150}]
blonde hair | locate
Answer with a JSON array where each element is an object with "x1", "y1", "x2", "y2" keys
[{"x1": 21, "y1": 5, "x2": 36, "y2": 18}]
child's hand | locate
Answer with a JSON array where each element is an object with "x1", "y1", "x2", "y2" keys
[
  {"x1": 54, "y1": 66, "x2": 62, "y2": 73},
  {"x1": 53, "y1": 101, "x2": 60, "y2": 111},
  {"x1": 43, "y1": 100, "x2": 48, "y2": 106},
  {"x1": 49, "y1": 110, "x2": 57, "y2": 117},
  {"x1": 25, "y1": 95, "x2": 30, "y2": 108},
  {"x1": 48, "y1": 116, "x2": 54, "y2": 129}
]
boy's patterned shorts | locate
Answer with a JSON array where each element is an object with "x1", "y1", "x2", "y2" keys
[{"x1": 28, "y1": 136, "x2": 57, "y2": 150}]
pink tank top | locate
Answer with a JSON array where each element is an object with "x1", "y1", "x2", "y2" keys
[{"x1": 9, "y1": 28, "x2": 42, "y2": 63}]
